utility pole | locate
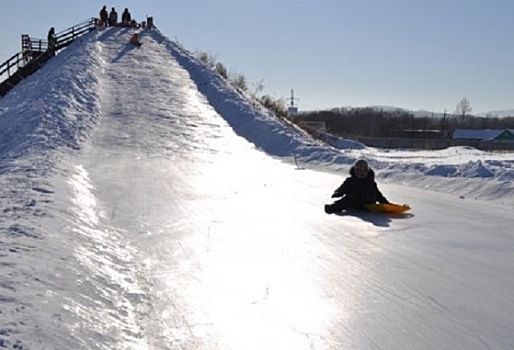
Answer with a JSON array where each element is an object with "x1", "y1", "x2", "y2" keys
[{"x1": 288, "y1": 89, "x2": 299, "y2": 115}]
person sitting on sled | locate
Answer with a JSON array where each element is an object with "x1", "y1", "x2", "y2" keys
[{"x1": 324, "y1": 159, "x2": 389, "y2": 214}]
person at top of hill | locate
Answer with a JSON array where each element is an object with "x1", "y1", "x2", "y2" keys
[
  {"x1": 108, "y1": 7, "x2": 118, "y2": 26},
  {"x1": 121, "y1": 8, "x2": 132, "y2": 25},
  {"x1": 99, "y1": 6, "x2": 108, "y2": 26},
  {"x1": 324, "y1": 159, "x2": 389, "y2": 214}
]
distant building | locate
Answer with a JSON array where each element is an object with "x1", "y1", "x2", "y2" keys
[
  {"x1": 453, "y1": 129, "x2": 514, "y2": 142},
  {"x1": 288, "y1": 106, "x2": 298, "y2": 115}
]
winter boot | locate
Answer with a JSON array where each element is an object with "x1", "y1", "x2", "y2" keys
[{"x1": 324, "y1": 204, "x2": 336, "y2": 214}]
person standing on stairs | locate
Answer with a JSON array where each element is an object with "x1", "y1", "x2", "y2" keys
[{"x1": 47, "y1": 27, "x2": 56, "y2": 56}]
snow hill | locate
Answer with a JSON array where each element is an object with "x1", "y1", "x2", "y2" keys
[{"x1": 1, "y1": 26, "x2": 514, "y2": 349}]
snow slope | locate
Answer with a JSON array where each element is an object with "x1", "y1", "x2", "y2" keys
[{"x1": 1, "y1": 26, "x2": 514, "y2": 349}]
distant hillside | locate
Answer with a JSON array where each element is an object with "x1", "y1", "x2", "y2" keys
[
  {"x1": 476, "y1": 109, "x2": 514, "y2": 118},
  {"x1": 369, "y1": 106, "x2": 514, "y2": 118}
]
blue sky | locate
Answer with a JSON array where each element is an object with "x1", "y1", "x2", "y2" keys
[{"x1": 1, "y1": 0, "x2": 513, "y2": 113}]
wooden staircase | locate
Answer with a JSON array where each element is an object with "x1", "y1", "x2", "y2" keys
[{"x1": 0, "y1": 18, "x2": 97, "y2": 97}]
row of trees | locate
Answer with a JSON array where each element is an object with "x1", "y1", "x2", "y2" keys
[{"x1": 296, "y1": 104, "x2": 514, "y2": 139}]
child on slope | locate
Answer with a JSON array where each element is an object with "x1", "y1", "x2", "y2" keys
[{"x1": 324, "y1": 159, "x2": 389, "y2": 214}]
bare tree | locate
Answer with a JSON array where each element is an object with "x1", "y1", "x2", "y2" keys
[{"x1": 455, "y1": 97, "x2": 472, "y2": 117}]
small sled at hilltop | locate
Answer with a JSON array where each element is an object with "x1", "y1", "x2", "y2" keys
[{"x1": 130, "y1": 33, "x2": 142, "y2": 47}]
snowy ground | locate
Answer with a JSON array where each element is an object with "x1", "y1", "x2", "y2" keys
[{"x1": 1, "y1": 26, "x2": 514, "y2": 349}]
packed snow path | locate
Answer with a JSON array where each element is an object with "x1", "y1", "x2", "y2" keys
[
  {"x1": 72, "y1": 29, "x2": 514, "y2": 349},
  {"x1": 2, "y1": 28, "x2": 514, "y2": 349}
]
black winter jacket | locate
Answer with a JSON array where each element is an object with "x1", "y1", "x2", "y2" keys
[
  {"x1": 122, "y1": 10, "x2": 131, "y2": 23},
  {"x1": 332, "y1": 167, "x2": 388, "y2": 206},
  {"x1": 100, "y1": 9, "x2": 108, "y2": 22}
]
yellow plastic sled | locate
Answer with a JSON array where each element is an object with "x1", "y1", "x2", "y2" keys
[{"x1": 364, "y1": 203, "x2": 411, "y2": 214}]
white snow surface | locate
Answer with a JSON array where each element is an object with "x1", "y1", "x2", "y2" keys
[{"x1": 1, "y1": 27, "x2": 514, "y2": 349}]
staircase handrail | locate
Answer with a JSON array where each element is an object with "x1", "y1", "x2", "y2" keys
[
  {"x1": 22, "y1": 34, "x2": 47, "y2": 53},
  {"x1": 0, "y1": 17, "x2": 97, "y2": 93},
  {"x1": 54, "y1": 18, "x2": 97, "y2": 50},
  {"x1": 0, "y1": 52, "x2": 25, "y2": 78}
]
